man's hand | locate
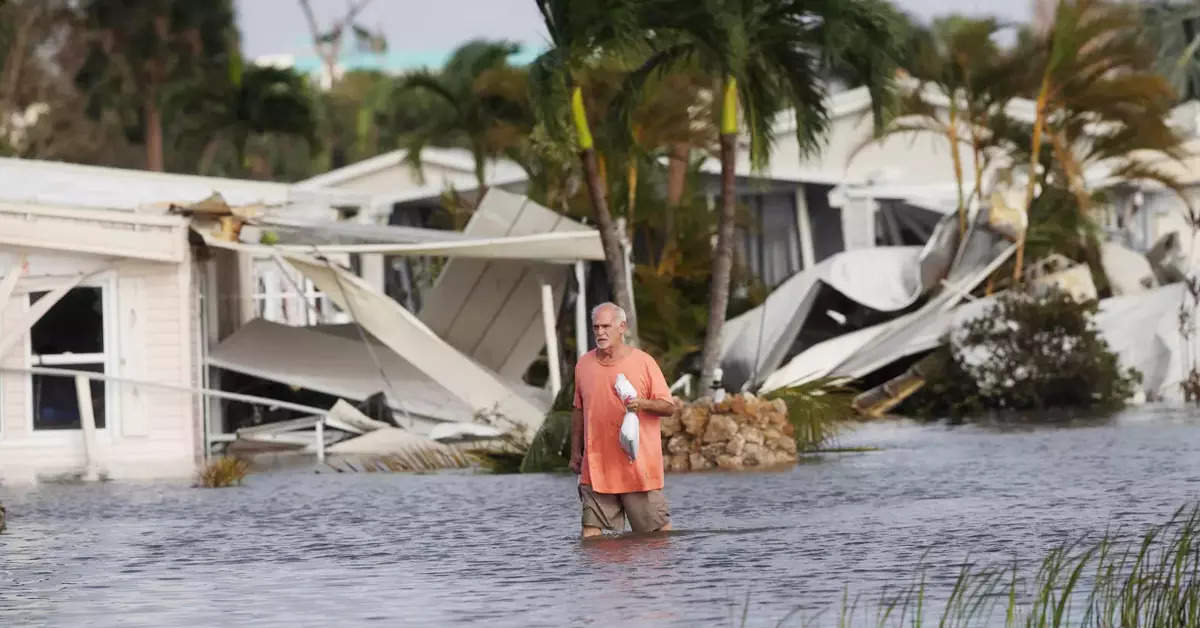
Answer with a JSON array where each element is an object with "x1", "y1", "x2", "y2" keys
[
  {"x1": 624, "y1": 397, "x2": 642, "y2": 413},
  {"x1": 569, "y1": 452, "x2": 582, "y2": 473}
]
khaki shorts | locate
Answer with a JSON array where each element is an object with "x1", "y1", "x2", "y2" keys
[{"x1": 578, "y1": 484, "x2": 670, "y2": 533}]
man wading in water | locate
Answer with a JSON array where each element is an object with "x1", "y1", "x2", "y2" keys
[{"x1": 570, "y1": 302, "x2": 676, "y2": 537}]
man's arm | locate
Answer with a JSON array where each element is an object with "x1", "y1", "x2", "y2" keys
[
  {"x1": 569, "y1": 407, "x2": 584, "y2": 473},
  {"x1": 626, "y1": 355, "x2": 678, "y2": 416},
  {"x1": 625, "y1": 397, "x2": 676, "y2": 416}
]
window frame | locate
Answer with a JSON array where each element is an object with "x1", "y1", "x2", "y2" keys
[{"x1": 22, "y1": 273, "x2": 120, "y2": 437}]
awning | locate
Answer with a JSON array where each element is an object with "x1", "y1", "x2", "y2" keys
[
  {"x1": 416, "y1": 188, "x2": 578, "y2": 379},
  {"x1": 720, "y1": 211, "x2": 962, "y2": 390},
  {"x1": 281, "y1": 251, "x2": 549, "y2": 431},
  {"x1": 759, "y1": 234, "x2": 1015, "y2": 393},
  {"x1": 208, "y1": 318, "x2": 476, "y2": 424},
  {"x1": 199, "y1": 229, "x2": 603, "y2": 262}
]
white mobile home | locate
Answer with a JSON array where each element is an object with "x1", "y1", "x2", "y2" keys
[
  {"x1": 0, "y1": 158, "x2": 362, "y2": 482},
  {"x1": 0, "y1": 180, "x2": 199, "y2": 481},
  {"x1": 0, "y1": 158, "x2": 600, "y2": 483}
]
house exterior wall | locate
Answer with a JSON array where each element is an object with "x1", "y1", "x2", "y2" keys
[
  {"x1": 326, "y1": 161, "x2": 477, "y2": 197},
  {"x1": 759, "y1": 111, "x2": 961, "y2": 186},
  {"x1": 0, "y1": 251, "x2": 198, "y2": 483}
]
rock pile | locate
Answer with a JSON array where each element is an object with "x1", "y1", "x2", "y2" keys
[{"x1": 661, "y1": 393, "x2": 797, "y2": 472}]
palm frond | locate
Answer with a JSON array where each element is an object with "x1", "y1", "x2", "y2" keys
[
  {"x1": 396, "y1": 72, "x2": 461, "y2": 112},
  {"x1": 763, "y1": 376, "x2": 857, "y2": 451}
]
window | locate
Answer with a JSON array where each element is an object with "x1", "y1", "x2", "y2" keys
[
  {"x1": 29, "y1": 287, "x2": 108, "y2": 430},
  {"x1": 736, "y1": 192, "x2": 803, "y2": 288}
]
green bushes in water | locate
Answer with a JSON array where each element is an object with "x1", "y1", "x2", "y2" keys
[
  {"x1": 517, "y1": 372, "x2": 575, "y2": 474},
  {"x1": 518, "y1": 411, "x2": 573, "y2": 473},
  {"x1": 765, "y1": 504, "x2": 1200, "y2": 626},
  {"x1": 901, "y1": 289, "x2": 1141, "y2": 419}
]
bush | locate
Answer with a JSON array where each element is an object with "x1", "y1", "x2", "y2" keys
[
  {"x1": 195, "y1": 456, "x2": 250, "y2": 488},
  {"x1": 901, "y1": 288, "x2": 1141, "y2": 419}
]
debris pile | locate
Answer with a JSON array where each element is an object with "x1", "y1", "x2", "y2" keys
[
  {"x1": 229, "y1": 399, "x2": 478, "y2": 472},
  {"x1": 661, "y1": 394, "x2": 798, "y2": 472}
]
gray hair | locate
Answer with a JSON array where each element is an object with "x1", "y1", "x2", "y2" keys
[{"x1": 591, "y1": 302, "x2": 627, "y2": 325}]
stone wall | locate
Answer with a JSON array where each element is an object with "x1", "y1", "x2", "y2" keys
[{"x1": 661, "y1": 393, "x2": 798, "y2": 472}]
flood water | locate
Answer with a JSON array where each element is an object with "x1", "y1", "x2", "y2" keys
[{"x1": 2, "y1": 406, "x2": 1200, "y2": 627}]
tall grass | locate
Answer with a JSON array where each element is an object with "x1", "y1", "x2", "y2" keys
[
  {"x1": 195, "y1": 456, "x2": 250, "y2": 488},
  {"x1": 769, "y1": 504, "x2": 1200, "y2": 627}
]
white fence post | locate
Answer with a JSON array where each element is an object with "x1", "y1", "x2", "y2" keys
[
  {"x1": 75, "y1": 375, "x2": 101, "y2": 481},
  {"x1": 541, "y1": 282, "x2": 562, "y2": 398},
  {"x1": 315, "y1": 417, "x2": 325, "y2": 463},
  {"x1": 574, "y1": 261, "x2": 587, "y2": 359}
]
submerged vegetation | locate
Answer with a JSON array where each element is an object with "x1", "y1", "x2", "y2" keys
[
  {"x1": 195, "y1": 456, "x2": 251, "y2": 488},
  {"x1": 518, "y1": 410, "x2": 573, "y2": 474},
  {"x1": 901, "y1": 289, "x2": 1141, "y2": 420},
  {"x1": 760, "y1": 503, "x2": 1200, "y2": 627}
]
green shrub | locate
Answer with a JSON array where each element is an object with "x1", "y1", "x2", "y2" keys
[{"x1": 902, "y1": 288, "x2": 1140, "y2": 419}]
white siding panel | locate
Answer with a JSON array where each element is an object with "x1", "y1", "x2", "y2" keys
[{"x1": 117, "y1": 276, "x2": 149, "y2": 436}]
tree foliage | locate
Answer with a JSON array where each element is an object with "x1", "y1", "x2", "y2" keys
[
  {"x1": 73, "y1": 0, "x2": 240, "y2": 171},
  {"x1": 901, "y1": 289, "x2": 1141, "y2": 419},
  {"x1": 397, "y1": 39, "x2": 532, "y2": 192},
  {"x1": 1141, "y1": 0, "x2": 1200, "y2": 102}
]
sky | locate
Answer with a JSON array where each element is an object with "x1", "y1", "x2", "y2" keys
[{"x1": 235, "y1": 0, "x2": 1034, "y2": 72}]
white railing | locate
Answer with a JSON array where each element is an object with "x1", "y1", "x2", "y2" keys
[{"x1": 252, "y1": 262, "x2": 351, "y2": 326}]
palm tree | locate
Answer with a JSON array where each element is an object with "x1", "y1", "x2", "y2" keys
[
  {"x1": 861, "y1": 15, "x2": 1023, "y2": 236},
  {"x1": 397, "y1": 39, "x2": 532, "y2": 199},
  {"x1": 1141, "y1": 0, "x2": 1200, "y2": 103},
  {"x1": 74, "y1": 0, "x2": 239, "y2": 172},
  {"x1": 1012, "y1": 0, "x2": 1188, "y2": 282},
  {"x1": 634, "y1": 0, "x2": 903, "y2": 387},
  {"x1": 529, "y1": 0, "x2": 646, "y2": 342},
  {"x1": 179, "y1": 61, "x2": 317, "y2": 177}
]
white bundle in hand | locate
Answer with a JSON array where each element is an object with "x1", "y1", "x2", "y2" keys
[{"x1": 614, "y1": 373, "x2": 639, "y2": 461}]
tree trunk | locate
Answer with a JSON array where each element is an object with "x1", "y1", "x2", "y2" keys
[
  {"x1": 947, "y1": 100, "x2": 966, "y2": 237},
  {"x1": 627, "y1": 159, "x2": 637, "y2": 239},
  {"x1": 1015, "y1": 76, "x2": 1051, "y2": 284},
  {"x1": 666, "y1": 142, "x2": 688, "y2": 205},
  {"x1": 0, "y1": 3, "x2": 41, "y2": 120},
  {"x1": 144, "y1": 89, "x2": 164, "y2": 172},
  {"x1": 473, "y1": 145, "x2": 488, "y2": 195},
  {"x1": 967, "y1": 102, "x2": 985, "y2": 206},
  {"x1": 571, "y1": 85, "x2": 636, "y2": 342},
  {"x1": 580, "y1": 148, "x2": 637, "y2": 342},
  {"x1": 197, "y1": 136, "x2": 223, "y2": 175},
  {"x1": 663, "y1": 142, "x2": 689, "y2": 261},
  {"x1": 699, "y1": 132, "x2": 738, "y2": 388}
]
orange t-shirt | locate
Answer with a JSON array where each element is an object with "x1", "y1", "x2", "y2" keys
[{"x1": 574, "y1": 347, "x2": 672, "y2": 494}]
